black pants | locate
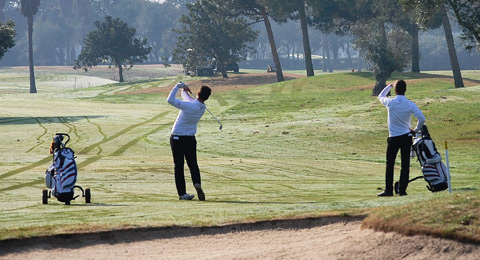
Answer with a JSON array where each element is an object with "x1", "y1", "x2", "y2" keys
[
  {"x1": 385, "y1": 133, "x2": 412, "y2": 193},
  {"x1": 170, "y1": 135, "x2": 201, "y2": 196}
]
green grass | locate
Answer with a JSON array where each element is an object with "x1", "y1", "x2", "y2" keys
[{"x1": 0, "y1": 67, "x2": 479, "y2": 242}]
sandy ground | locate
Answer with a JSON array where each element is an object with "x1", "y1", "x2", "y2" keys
[{"x1": 1, "y1": 217, "x2": 480, "y2": 260}]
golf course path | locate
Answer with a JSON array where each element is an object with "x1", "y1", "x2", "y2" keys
[{"x1": 2, "y1": 218, "x2": 479, "y2": 259}]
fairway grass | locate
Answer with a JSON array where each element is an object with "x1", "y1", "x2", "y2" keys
[{"x1": 0, "y1": 67, "x2": 479, "y2": 242}]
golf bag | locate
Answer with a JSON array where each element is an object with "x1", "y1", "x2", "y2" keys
[
  {"x1": 45, "y1": 134, "x2": 77, "y2": 203},
  {"x1": 43, "y1": 133, "x2": 90, "y2": 205},
  {"x1": 411, "y1": 125, "x2": 449, "y2": 192}
]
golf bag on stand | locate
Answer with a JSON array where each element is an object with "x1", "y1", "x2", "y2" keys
[
  {"x1": 396, "y1": 125, "x2": 450, "y2": 193},
  {"x1": 43, "y1": 133, "x2": 91, "y2": 205}
]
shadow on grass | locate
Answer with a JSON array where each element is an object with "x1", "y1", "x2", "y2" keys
[
  {"x1": 0, "y1": 116, "x2": 104, "y2": 125},
  {"x1": 210, "y1": 200, "x2": 320, "y2": 204},
  {"x1": 349, "y1": 71, "x2": 480, "y2": 85},
  {"x1": 0, "y1": 215, "x2": 364, "y2": 256},
  {"x1": 63, "y1": 203, "x2": 130, "y2": 207}
]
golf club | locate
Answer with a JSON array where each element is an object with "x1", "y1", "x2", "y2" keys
[{"x1": 180, "y1": 81, "x2": 223, "y2": 130}]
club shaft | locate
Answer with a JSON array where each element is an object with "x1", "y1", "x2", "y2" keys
[
  {"x1": 186, "y1": 90, "x2": 222, "y2": 127},
  {"x1": 206, "y1": 107, "x2": 221, "y2": 125}
]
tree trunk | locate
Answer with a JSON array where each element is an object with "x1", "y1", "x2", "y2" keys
[
  {"x1": 411, "y1": 24, "x2": 420, "y2": 73},
  {"x1": 221, "y1": 69, "x2": 228, "y2": 78},
  {"x1": 373, "y1": 75, "x2": 388, "y2": 96},
  {"x1": 118, "y1": 65, "x2": 124, "y2": 82},
  {"x1": 261, "y1": 9, "x2": 284, "y2": 82},
  {"x1": 27, "y1": 15, "x2": 37, "y2": 93},
  {"x1": 324, "y1": 34, "x2": 332, "y2": 72},
  {"x1": 217, "y1": 63, "x2": 228, "y2": 78},
  {"x1": 441, "y1": 4, "x2": 464, "y2": 88},
  {"x1": 321, "y1": 33, "x2": 327, "y2": 72},
  {"x1": 70, "y1": 47, "x2": 75, "y2": 65},
  {"x1": 66, "y1": 31, "x2": 70, "y2": 65},
  {"x1": 346, "y1": 41, "x2": 353, "y2": 69},
  {"x1": 358, "y1": 50, "x2": 363, "y2": 72},
  {"x1": 298, "y1": 2, "x2": 314, "y2": 77},
  {"x1": 372, "y1": 22, "x2": 390, "y2": 96}
]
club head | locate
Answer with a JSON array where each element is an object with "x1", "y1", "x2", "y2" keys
[{"x1": 219, "y1": 125, "x2": 223, "y2": 130}]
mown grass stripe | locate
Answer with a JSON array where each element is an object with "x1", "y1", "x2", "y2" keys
[
  {"x1": 0, "y1": 157, "x2": 52, "y2": 180},
  {"x1": 78, "y1": 111, "x2": 169, "y2": 155}
]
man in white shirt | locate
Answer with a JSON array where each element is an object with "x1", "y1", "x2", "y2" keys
[
  {"x1": 167, "y1": 82, "x2": 211, "y2": 201},
  {"x1": 377, "y1": 80, "x2": 425, "y2": 197}
]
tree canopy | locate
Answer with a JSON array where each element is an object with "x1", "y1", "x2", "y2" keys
[
  {"x1": 0, "y1": 0, "x2": 479, "y2": 87},
  {"x1": 0, "y1": 20, "x2": 16, "y2": 60},
  {"x1": 220, "y1": 0, "x2": 287, "y2": 81},
  {"x1": 446, "y1": 0, "x2": 480, "y2": 51},
  {"x1": 74, "y1": 15, "x2": 151, "y2": 82},
  {"x1": 173, "y1": 0, "x2": 258, "y2": 78}
]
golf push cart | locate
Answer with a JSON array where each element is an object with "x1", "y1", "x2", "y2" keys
[{"x1": 42, "y1": 133, "x2": 91, "y2": 205}]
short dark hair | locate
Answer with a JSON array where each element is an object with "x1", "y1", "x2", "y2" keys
[
  {"x1": 198, "y1": 85, "x2": 211, "y2": 101},
  {"x1": 395, "y1": 80, "x2": 406, "y2": 95}
]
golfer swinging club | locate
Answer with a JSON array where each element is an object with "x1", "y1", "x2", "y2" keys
[{"x1": 167, "y1": 81, "x2": 211, "y2": 200}]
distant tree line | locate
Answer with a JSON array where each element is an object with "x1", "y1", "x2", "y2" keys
[
  {"x1": 0, "y1": 0, "x2": 185, "y2": 67},
  {"x1": 0, "y1": 0, "x2": 479, "y2": 93}
]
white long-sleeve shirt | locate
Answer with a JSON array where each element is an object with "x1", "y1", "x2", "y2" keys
[
  {"x1": 167, "y1": 84, "x2": 206, "y2": 136},
  {"x1": 378, "y1": 84, "x2": 425, "y2": 137}
]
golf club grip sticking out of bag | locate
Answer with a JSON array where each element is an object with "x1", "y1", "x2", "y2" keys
[
  {"x1": 180, "y1": 81, "x2": 223, "y2": 130},
  {"x1": 55, "y1": 133, "x2": 70, "y2": 145}
]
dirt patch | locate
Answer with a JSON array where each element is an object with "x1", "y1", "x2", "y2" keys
[
  {"x1": 190, "y1": 73, "x2": 303, "y2": 92},
  {"x1": 2, "y1": 217, "x2": 480, "y2": 259},
  {"x1": 122, "y1": 72, "x2": 303, "y2": 95}
]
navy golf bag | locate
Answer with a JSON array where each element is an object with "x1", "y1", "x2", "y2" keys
[{"x1": 43, "y1": 133, "x2": 91, "y2": 205}]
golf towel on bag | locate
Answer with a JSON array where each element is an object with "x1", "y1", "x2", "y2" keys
[
  {"x1": 46, "y1": 147, "x2": 77, "y2": 199},
  {"x1": 412, "y1": 125, "x2": 449, "y2": 192}
]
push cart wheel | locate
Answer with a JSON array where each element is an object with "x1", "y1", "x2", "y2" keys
[
  {"x1": 42, "y1": 190, "x2": 48, "y2": 204},
  {"x1": 394, "y1": 181, "x2": 400, "y2": 194},
  {"x1": 85, "y1": 188, "x2": 91, "y2": 203}
]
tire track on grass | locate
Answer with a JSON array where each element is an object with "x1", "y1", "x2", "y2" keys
[
  {"x1": 84, "y1": 116, "x2": 107, "y2": 156},
  {"x1": 58, "y1": 117, "x2": 80, "y2": 146},
  {"x1": 77, "y1": 111, "x2": 168, "y2": 155},
  {"x1": 0, "y1": 112, "x2": 170, "y2": 192},
  {"x1": 25, "y1": 116, "x2": 80, "y2": 153},
  {"x1": 85, "y1": 116, "x2": 107, "y2": 140},
  {"x1": 25, "y1": 118, "x2": 49, "y2": 153}
]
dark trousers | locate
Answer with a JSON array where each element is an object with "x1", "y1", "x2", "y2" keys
[
  {"x1": 385, "y1": 133, "x2": 412, "y2": 193},
  {"x1": 170, "y1": 135, "x2": 201, "y2": 196}
]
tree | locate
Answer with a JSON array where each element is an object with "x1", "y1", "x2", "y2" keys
[
  {"x1": 445, "y1": 0, "x2": 480, "y2": 51},
  {"x1": 312, "y1": 0, "x2": 411, "y2": 94},
  {"x1": 0, "y1": 0, "x2": 7, "y2": 21},
  {"x1": 0, "y1": 19, "x2": 16, "y2": 60},
  {"x1": 222, "y1": 0, "x2": 285, "y2": 82},
  {"x1": 267, "y1": 0, "x2": 314, "y2": 76},
  {"x1": 401, "y1": 0, "x2": 464, "y2": 88},
  {"x1": 74, "y1": 16, "x2": 151, "y2": 82},
  {"x1": 440, "y1": 3, "x2": 463, "y2": 88},
  {"x1": 57, "y1": 0, "x2": 74, "y2": 65},
  {"x1": 135, "y1": 1, "x2": 184, "y2": 64},
  {"x1": 20, "y1": 0, "x2": 40, "y2": 93},
  {"x1": 173, "y1": 0, "x2": 258, "y2": 78},
  {"x1": 309, "y1": 0, "x2": 350, "y2": 72},
  {"x1": 352, "y1": 22, "x2": 411, "y2": 95}
]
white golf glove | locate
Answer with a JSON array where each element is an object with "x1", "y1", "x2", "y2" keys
[{"x1": 176, "y1": 82, "x2": 186, "y2": 88}]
